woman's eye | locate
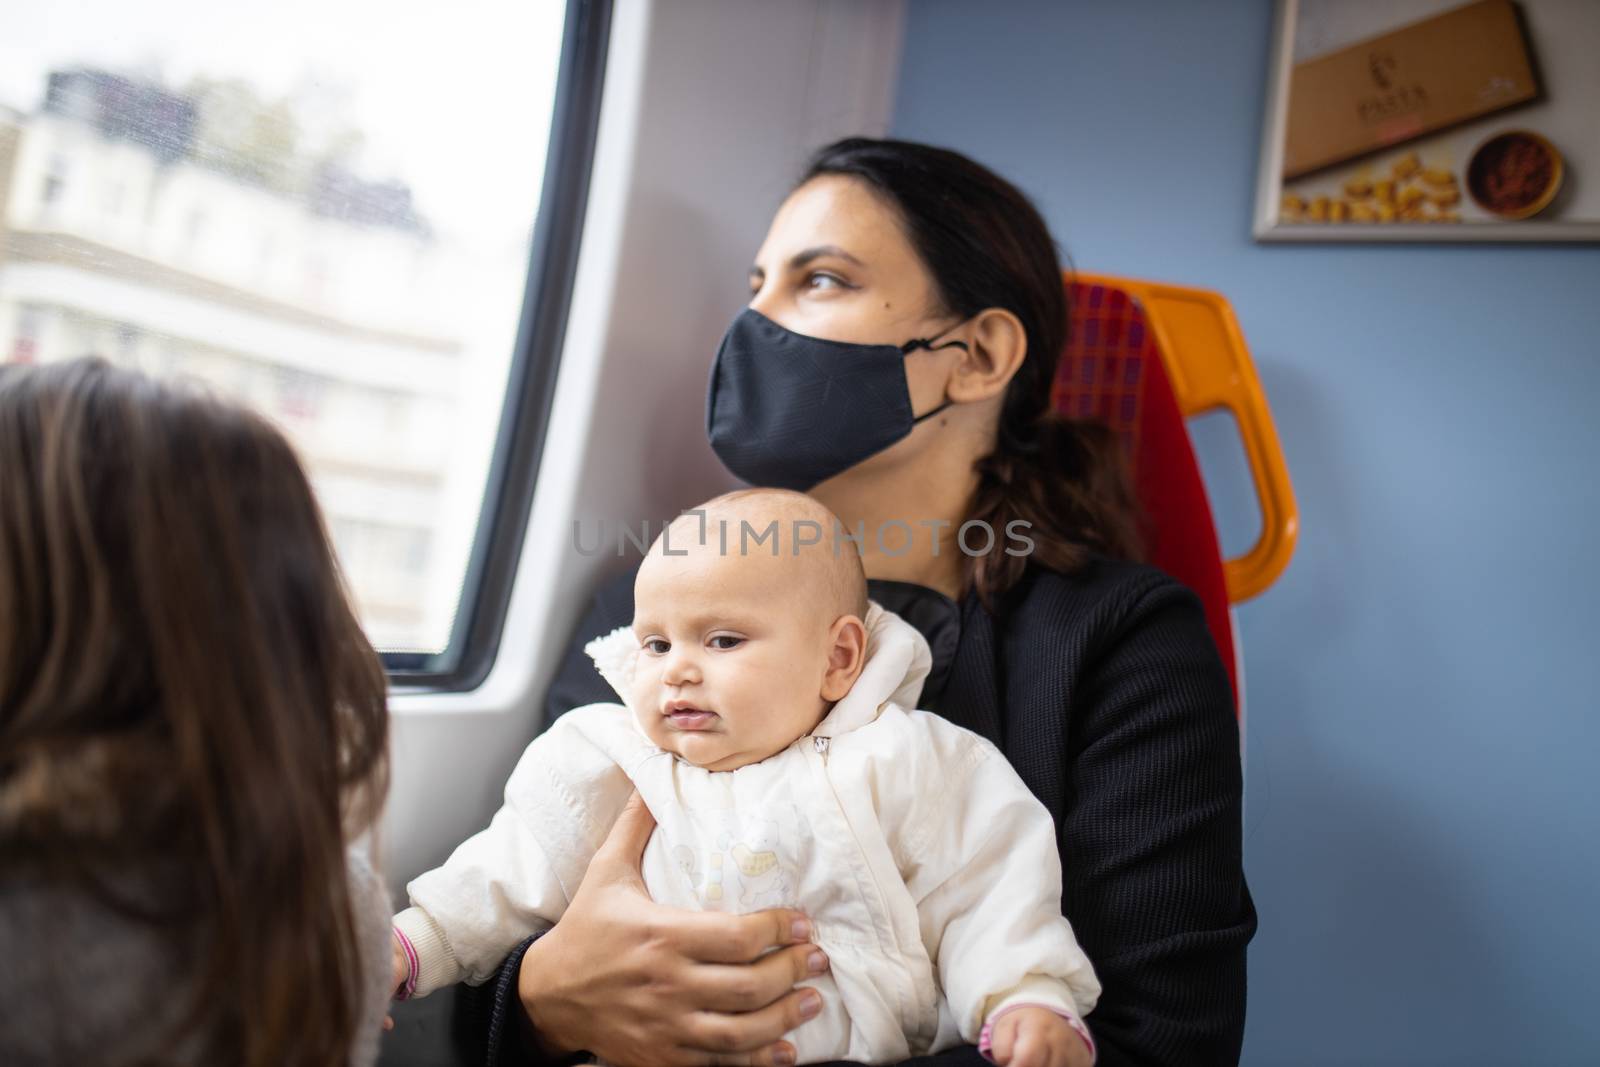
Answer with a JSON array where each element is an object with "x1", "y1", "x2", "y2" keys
[
  {"x1": 708, "y1": 635, "x2": 744, "y2": 650},
  {"x1": 805, "y1": 271, "x2": 847, "y2": 292},
  {"x1": 643, "y1": 639, "x2": 670, "y2": 655}
]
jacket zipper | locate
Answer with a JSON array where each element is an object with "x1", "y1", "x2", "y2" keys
[{"x1": 805, "y1": 729, "x2": 924, "y2": 1045}]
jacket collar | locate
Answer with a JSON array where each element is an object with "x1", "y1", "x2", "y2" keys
[
  {"x1": 943, "y1": 591, "x2": 1004, "y2": 747},
  {"x1": 811, "y1": 602, "x2": 931, "y2": 738}
]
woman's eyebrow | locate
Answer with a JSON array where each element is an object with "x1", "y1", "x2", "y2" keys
[
  {"x1": 749, "y1": 244, "x2": 864, "y2": 278},
  {"x1": 789, "y1": 244, "x2": 863, "y2": 269}
]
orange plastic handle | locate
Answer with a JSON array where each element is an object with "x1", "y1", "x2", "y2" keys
[{"x1": 1075, "y1": 273, "x2": 1298, "y2": 602}]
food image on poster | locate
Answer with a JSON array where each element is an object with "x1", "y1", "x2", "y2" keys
[{"x1": 1465, "y1": 130, "x2": 1562, "y2": 219}]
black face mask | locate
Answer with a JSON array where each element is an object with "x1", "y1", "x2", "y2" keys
[{"x1": 705, "y1": 308, "x2": 969, "y2": 491}]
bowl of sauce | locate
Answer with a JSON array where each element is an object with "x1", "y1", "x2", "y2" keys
[{"x1": 1466, "y1": 130, "x2": 1564, "y2": 220}]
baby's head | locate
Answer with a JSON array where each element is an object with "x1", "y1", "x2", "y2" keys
[{"x1": 630, "y1": 489, "x2": 869, "y2": 770}]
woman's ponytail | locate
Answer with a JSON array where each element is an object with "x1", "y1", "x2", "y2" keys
[{"x1": 967, "y1": 412, "x2": 1143, "y2": 609}]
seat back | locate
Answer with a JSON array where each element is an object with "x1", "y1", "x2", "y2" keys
[{"x1": 1053, "y1": 274, "x2": 1298, "y2": 713}]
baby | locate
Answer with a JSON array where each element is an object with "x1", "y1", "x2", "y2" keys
[{"x1": 392, "y1": 490, "x2": 1099, "y2": 1066}]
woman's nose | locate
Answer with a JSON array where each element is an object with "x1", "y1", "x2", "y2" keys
[{"x1": 746, "y1": 284, "x2": 783, "y2": 322}]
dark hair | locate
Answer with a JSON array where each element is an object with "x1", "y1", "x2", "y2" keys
[
  {"x1": 0, "y1": 358, "x2": 389, "y2": 1065},
  {"x1": 800, "y1": 138, "x2": 1142, "y2": 605}
]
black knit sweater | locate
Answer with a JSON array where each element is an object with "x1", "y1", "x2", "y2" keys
[{"x1": 468, "y1": 558, "x2": 1255, "y2": 1067}]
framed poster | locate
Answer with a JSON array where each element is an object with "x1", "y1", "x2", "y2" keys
[{"x1": 1254, "y1": 0, "x2": 1600, "y2": 242}]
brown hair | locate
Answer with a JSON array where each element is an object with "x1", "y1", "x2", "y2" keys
[
  {"x1": 0, "y1": 358, "x2": 389, "y2": 1064},
  {"x1": 801, "y1": 138, "x2": 1143, "y2": 606}
]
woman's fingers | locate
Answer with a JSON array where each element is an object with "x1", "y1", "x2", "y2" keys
[
  {"x1": 670, "y1": 906, "x2": 815, "y2": 964},
  {"x1": 681, "y1": 987, "x2": 823, "y2": 1057},
  {"x1": 514, "y1": 796, "x2": 826, "y2": 1064},
  {"x1": 693, "y1": 943, "x2": 828, "y2": 1012},
  {"x1": 699, "y1": 1040, "x2": 798, "y2": 1067}
]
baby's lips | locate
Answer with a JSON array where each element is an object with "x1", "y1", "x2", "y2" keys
[{"x1": 664, "y1": 705, "x2": 719, "y2": 730}]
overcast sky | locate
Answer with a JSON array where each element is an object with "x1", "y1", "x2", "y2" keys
[{"x1": 1, "y1": 0, "x2": 566, "y2": 247}]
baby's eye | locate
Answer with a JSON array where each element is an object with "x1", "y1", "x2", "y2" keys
[
  {"x1": 643, "y1": 638, "x2": 670, "y2": 655},
  {"x1": 708, "y1": 635, "x2": 744, "y2": 651}
]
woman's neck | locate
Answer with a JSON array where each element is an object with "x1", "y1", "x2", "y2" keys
[{"x1": 811, "y1": 460, "x2": 974, "y2": 601}]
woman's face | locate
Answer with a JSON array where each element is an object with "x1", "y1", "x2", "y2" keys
[{"x1": 747, "y1": 175, "x2": 961, "y2": 426}]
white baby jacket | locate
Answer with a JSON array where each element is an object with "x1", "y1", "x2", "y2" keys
[{"x1": 396, "y1": 604, "x2": 1099, "y2": 1063}]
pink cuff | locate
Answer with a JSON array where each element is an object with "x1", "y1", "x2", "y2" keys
[
  {"x1": 977, "y1": 1003, "x2": 1095, "y2": 1065},
  {"x1": 391, "y1": 926, "x2": 420, "y2": 1001}
]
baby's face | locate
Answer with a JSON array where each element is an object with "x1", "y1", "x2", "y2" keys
[{"x1": 630, "y1": 540, "x2": 837, "y2": 771}]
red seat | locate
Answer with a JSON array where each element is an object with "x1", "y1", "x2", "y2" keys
[{"x1": 1053, "y1": 275, "x2": 1298, "y2": 714}]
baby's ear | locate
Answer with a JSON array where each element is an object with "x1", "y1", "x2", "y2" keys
[{"x1": 820, "y1": 615, "x2": 868, "y2": 701}]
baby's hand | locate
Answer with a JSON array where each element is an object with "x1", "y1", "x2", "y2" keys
[
  {"x1": 390, "y1": 931, "x2": 408, "y2": 996},
  {"x1": 383, "y1": 930, "x2": 408, "y2": 1032},
  {"x1": 986, "y1": 1006, "x2": 1092, "y2": 1067}
]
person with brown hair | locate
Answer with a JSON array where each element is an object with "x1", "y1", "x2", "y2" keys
[
  {"x1": 469, "y1": 138, "x2": 1255, "y2": 1067},
  {"x1": 0, "y1": 358, "x2": 394, "y2": 1066}
]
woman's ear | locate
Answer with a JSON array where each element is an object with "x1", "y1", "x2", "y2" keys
[
  {"x1": 947, "y1": 307, "x2": 1027, "y2": 404},
  {"x1": 820, "y1": 615, "x2": 869, "y2": 702}
]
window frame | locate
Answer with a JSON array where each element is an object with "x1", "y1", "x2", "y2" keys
[{"x1": 381, "y1": 0, "x2": 612, "y2": 688}]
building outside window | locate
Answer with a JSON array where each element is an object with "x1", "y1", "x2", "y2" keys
[{"x1": 0, "y1": 0, "x2": 571, "y2": 659}]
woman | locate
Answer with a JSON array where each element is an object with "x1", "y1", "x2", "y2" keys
[
  {"x1": 477, "y1": 138, "x2": 1254, "y2": 1066},
  {"x1": 0, "y1": 359, "x2": 393, "y2": 1066}
]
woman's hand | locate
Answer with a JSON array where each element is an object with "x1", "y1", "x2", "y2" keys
[
  {"x1": 986, "y1": 1008, "x2": 1093, "y2": 1067},
  {"x1": 518, "y1": 792, "x2": 828, "y2": 1066}
]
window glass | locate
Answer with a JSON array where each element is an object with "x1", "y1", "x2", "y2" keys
[{"x1": 0, "y1": 0, "x2": 568, "y2": 654}]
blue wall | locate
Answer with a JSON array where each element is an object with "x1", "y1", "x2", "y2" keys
[{"x1": 892, "y1": 2, "x2": 1600, "y2": 1063}]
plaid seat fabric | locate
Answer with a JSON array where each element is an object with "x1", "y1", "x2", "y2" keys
[
  {"x1": 1054, "y1": 281, "x2": 1239, "y2": 711},
  {"x1": 1052, "y1": 282, "x2": 1147, "y2": 459}
]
